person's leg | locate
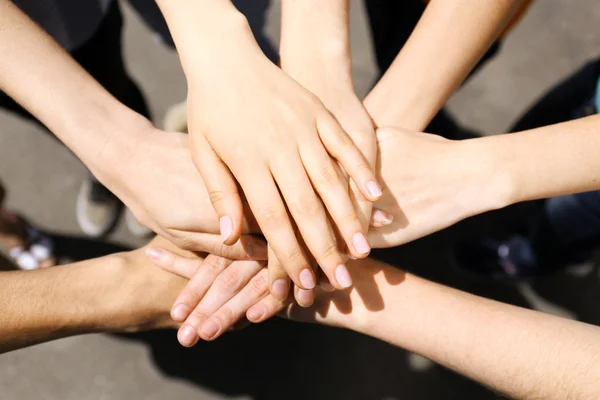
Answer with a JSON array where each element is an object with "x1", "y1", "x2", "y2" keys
[{"x1": 70, "y1": 0, "x2": 152, "y2": 237}]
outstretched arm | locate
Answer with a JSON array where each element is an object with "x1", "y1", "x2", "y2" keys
[
  {"x1": 149, "y1": 245, "x2": 600, "y2": 399},
  {"x1": 0, "y1": 237, "x2": 192, "y2": 354},
  {"x1": 367, "y1": 116, "x2": 600, "y2": 248},
  {"x1": 282, "y1": 258, "x2": 600, "y2": 399}
]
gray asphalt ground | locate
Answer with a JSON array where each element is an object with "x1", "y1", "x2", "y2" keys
[{"x1": 1, "y1": 1, "x2": 599, "y2": 399}]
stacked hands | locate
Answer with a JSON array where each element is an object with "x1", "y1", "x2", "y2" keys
[
  {"x1": 0, "y1": 0, "x2": 511, "y2": 347},
  {"x1": 102, "y1": 3, "x2": 509, "y2": 346},
  {"x1": 136, "y1": 125, "x2": 504, "y2": 347}
]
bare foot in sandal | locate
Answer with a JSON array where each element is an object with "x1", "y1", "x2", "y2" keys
[{"x1": 0, "y1": 209, "x2": 56, "y2": 270}]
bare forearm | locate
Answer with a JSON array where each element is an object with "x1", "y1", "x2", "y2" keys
[
  {"x1": 327, "y1": 259, "x2": 600, "y2": 398},
  {"x1": 0, "y1": 0, "x2": 146, "y2": 180},
  {"x1": 486, "y1": 114, "x2": 600, "y2": 204},
  {"x1": 0, "y1": 256, "x2": 129, "y2": 353},
  {"x1": 280, "y1": 0, "x2": 353, "y2": 91},
  {"x1": 364, "y1": 0, "x2": 523, "y2": 129},
  {"x1": 156, "y1": 0, "x2": 261, "y2": 78}
]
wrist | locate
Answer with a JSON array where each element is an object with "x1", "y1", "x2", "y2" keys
[
  {"x1": 83, "y1": 111, "x2": 153, "y2": 197},
  {"x1": 102, "y1": 250, "x2": 178, "y2": 332},
  {"x1": 159, "y1": 1, "x2": 255, "y2": 77},
  {"x1": 466, "y1": 135, "x2": 518, "y2": 212},
  {"x1": 281, "y1": 40, "x2": 353, "y2": 93}
]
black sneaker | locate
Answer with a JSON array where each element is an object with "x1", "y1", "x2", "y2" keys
[
  {"x1": 76, "y1": 179, "x2": 122, "y2": 237},
  {"x1": 452, "y1": 235, "x2": 545, "y2": 282}
]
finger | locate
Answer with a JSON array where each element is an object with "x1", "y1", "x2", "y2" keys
[
  {"x1": 145, "y1": 246, "x2": 202, "y2": 279},
  {"x1": 317, "y1": 115, "x2": 382, "y2": 202},
  {"x1": 186, "y1": 260, "x2": 263, "y2": 339},
  {"x1": 271, "y1": 154, "x2": 350, "y2": 290},
  {"x1": 240, "y1": 173, "x2": 314, "y2": 290},
  {"x1": 268, "y1": 244, "x2": 290, "y2": 301},
  {"x1": 170, "y1": 231, "x2": 268, "y2": 260},
  {"x1": 370, "y1": 208, "x2": 394, "y2": 228},
  {"x1": 174, "y1": 255, "x2": 234, "y2": 347},
  {"x1": 247, "y1": 294, "x2": 289, "y2": 324},
  {"x1": 198, "y1": 268, "x2": 270, "y2": 341},
  {"x1": 191, "y1": 135, "x2": 243, "y2": 245},
  {"x1": 300, "y1": 142, "x2": 371, "y2": 260},
  {"x1": 294, "y1": 284, "x2": 315, "y2": 308}
]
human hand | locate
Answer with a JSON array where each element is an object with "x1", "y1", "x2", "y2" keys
[
  {"x1": 146, "y1": 245, "x2": 285, "y2": 346},
  {"x1": 183, "y1": 36, "x2": 381, "y2": 293},
  {"x1": 368, "y1": 127, "x2": 510, "y2": 248},
  {"x1": 99, "y1": 126, "x2": 267, "y2": 260},
  {"x1": 273, "y1": 0, "x2": 378, "y2": 300}
]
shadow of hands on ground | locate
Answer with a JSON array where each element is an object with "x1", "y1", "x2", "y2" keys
[
  {"x1": 113, "y1": 244, "x2": 503, "y2": 400},
  {"x1": 36, "y1": 212, "x2": 550, "y2": 400}
]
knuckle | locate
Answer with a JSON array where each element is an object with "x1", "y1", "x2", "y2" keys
[
  {"x1": 208, "y1": 189, "x2": 231, "y2": 207},
  {"x1": 283, "y1": 245, "x2": 304, "y2": 266},
  {"x1": 185, "y1": 283, "x2": 206, "y2": 303},
  {"x1": 218, "y1": 269, "x2": 243, "y2": 291},
  {"x1": 189, "y1": 309, "x2": 210, "y2": 325},
  {"x1": 340, "y1": 209, "x2": 360, "y2": 226},
  {"x1": 291, "y1": 195, "x2": 322, "y2": 219},
  {"x1": 210, "y1": 242, "x2": 231, "y2": 258},
  {"x1": 321, "y1": 242, "x2": 339, "y2": 261},
  {"x1": 205, "y1": 256, "x2": 230, "y2": 273},
  {"x1": 249, "y1": 274, "x2": 269, "y2": 297},
  {"x1": 259, "y1": 208, "x2": 286, "y2": 229},
  {"x1": 316, "y1": 164, "x2": 339, "y2": 186},
  {"x1": 176, "y1": 235, "x2": 194, "y2": 251},
  {"x1": 215, "y1": 307, "x2": 234, "y2": 326}
]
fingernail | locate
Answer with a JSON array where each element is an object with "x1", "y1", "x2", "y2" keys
[
  {"x1": 297, "y1": 288, "x2": 314, "y2": 307},
  {"x1": 272, "y1": 279, "x2": 289, "y2": 300},
  {"x1": 171, "y1": 304, "x2": 190, "y2": 322},
  {"x1": 335, "y1": 264, "x2": 353, "y2": 288},
  {"x1": 371, "y1": 209, "x2": 394, "y2": 227},
  {"x1": 200, "y1": 320, "x2": 220, "y2": 340},
  {"x1": 367, "y1": 181, "x2": 383, "y2": 198},
  {"x1": 352, "y1": 232, "x2": 371, "y2": 255},
  {"x1": 178, "y1": 324, "x2": 198, "y2": 347},
  {"x1": 220, "y1": 216, "x2": 233, "y2": 242},
  {"x1": 247, "y1": 306, "x2": 265, "y2": 322},
  {"x1": 145, "y1": 247, "x2": 165, "y2": 264},
  {"x1": 299, "y1": 269, "x2": 316, "y2": 289}
]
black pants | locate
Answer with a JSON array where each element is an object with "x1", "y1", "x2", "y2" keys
[
  {"x1": 364, "y1": 0, "x2": 501, "y2": 136},
  {"x1": 1, "y1": 1, "x2": 150, "y2": 185}
]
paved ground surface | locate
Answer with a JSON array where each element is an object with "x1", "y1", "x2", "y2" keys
[{"x1": 1, "y1": 1, "x2": 599, "y2": 399}]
